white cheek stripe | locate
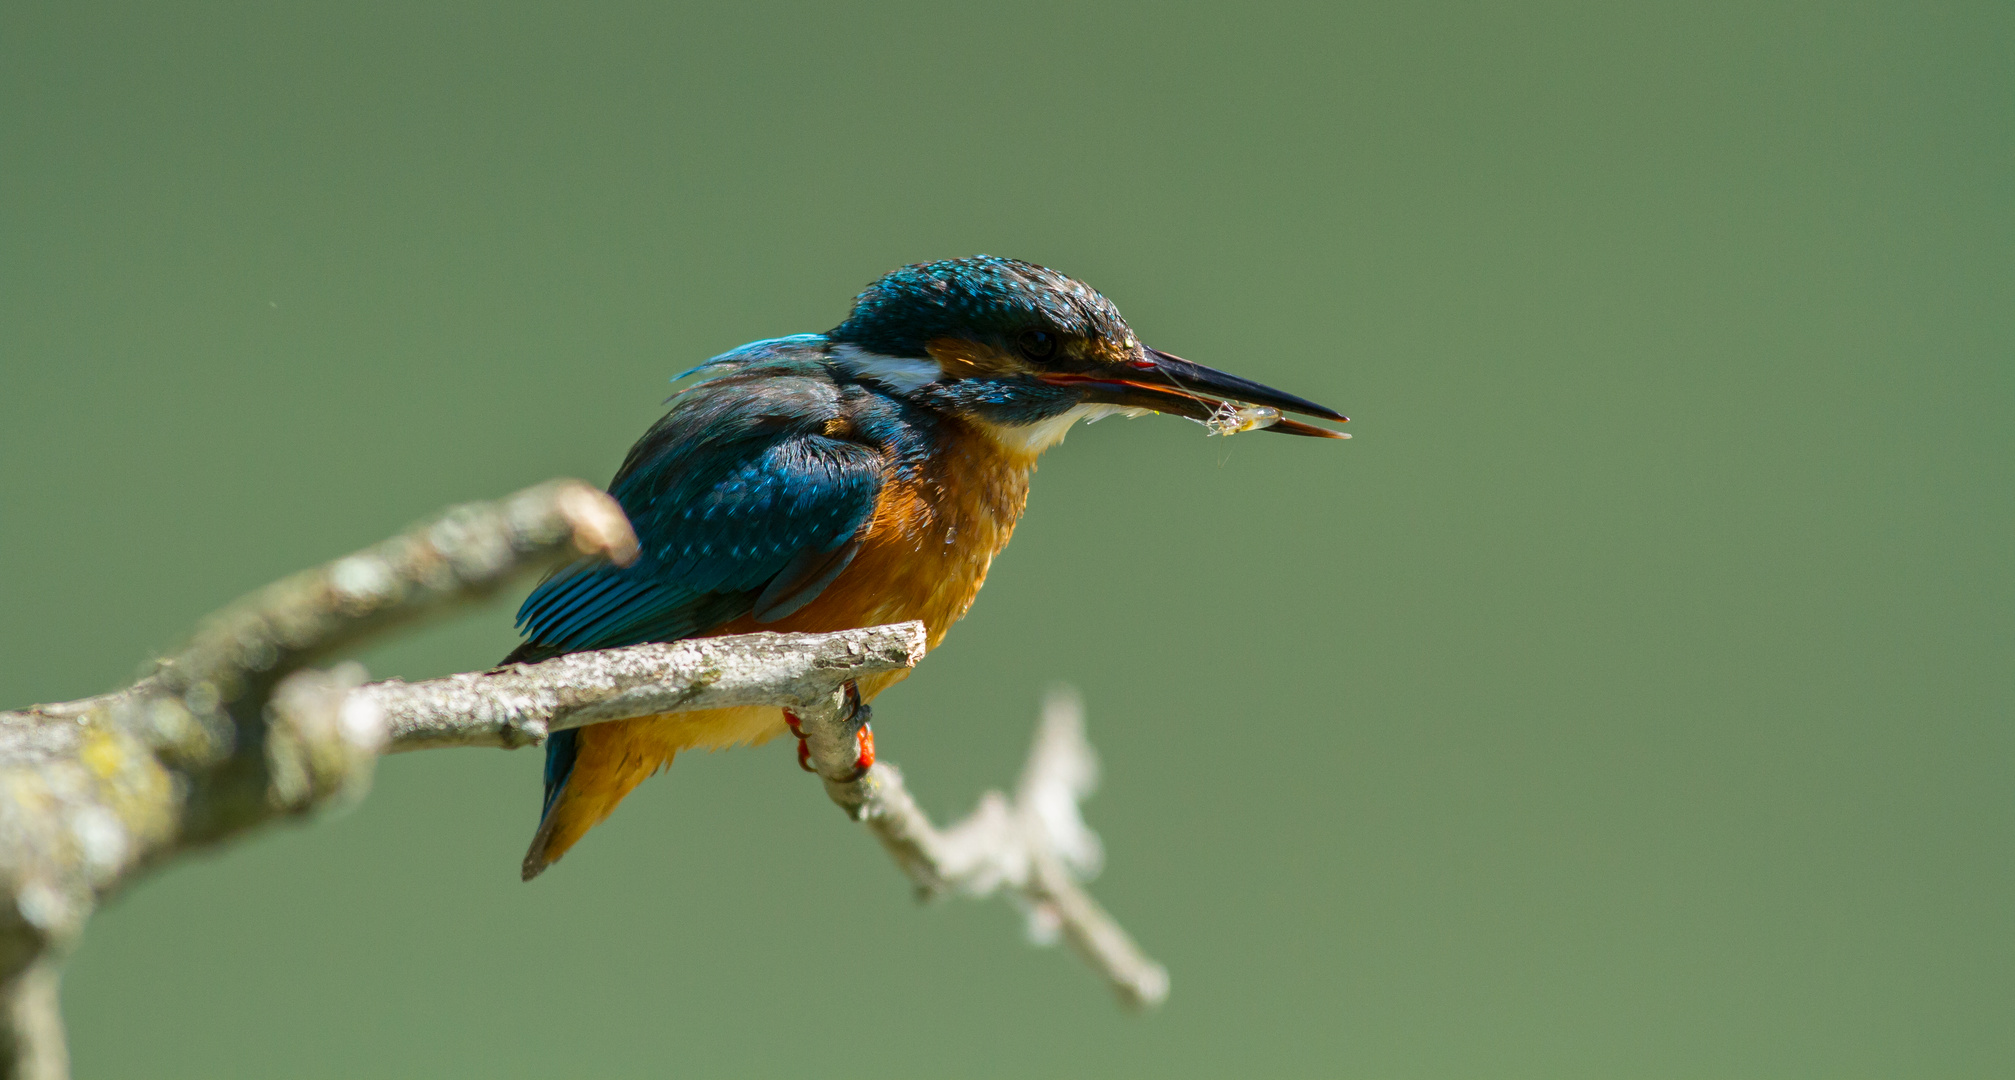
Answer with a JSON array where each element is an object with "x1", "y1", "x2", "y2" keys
[
  {"x1": 829, "y1": 343, "x2": 941, "y2": 394},
  {"x1": 829, "y1": 344, "x2": 1149, "y2": 456}
]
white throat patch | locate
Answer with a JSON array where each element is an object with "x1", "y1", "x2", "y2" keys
[
  {"x1": 975, "y1": 402, "x2": 1146, "y2": 457},
  {"x1": 829, "y1": 343, "x2": 940, "y2": 394}
]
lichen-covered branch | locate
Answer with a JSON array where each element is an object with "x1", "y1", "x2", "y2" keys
[
  {"x1": 0, "y1": 479, "x2": 642, "y2": 1078},
  {"x1": 0, "y1": 479, "x2": 1167, "y2": 1078}
]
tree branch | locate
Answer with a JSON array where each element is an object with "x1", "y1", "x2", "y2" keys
[
  {"x1": 363, "y1": 625, "x2": 927, "y2": 752},
  {"x1": 0, "y1": 479, "x2": 1167, "y2": 1078}
]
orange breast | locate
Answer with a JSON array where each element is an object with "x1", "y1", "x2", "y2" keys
[{"x1": 715, "y1": 415, "x2": 1035, "y2": 657}]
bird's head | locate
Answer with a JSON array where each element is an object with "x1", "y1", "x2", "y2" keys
[{"x1": 827, "y1": 256, "x2": 1347, "y2": 454}]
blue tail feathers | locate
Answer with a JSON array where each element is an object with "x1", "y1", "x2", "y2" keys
[{"x1": 541, "y1": 727, "x2": 579, "y2": 822}]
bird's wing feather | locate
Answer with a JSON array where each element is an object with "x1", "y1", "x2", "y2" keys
[{"x1": 512, "y1": 373, "x2": 885, "y2": 658}]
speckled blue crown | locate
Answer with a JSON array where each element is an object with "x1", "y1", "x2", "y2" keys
[{"x1": 830, "y1": 256, "x2": 1133, "y2": 357}]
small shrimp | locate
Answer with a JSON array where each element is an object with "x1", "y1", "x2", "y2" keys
[{"x1": 1202, "y1": 400, "x2": 1282, "y2": 436}]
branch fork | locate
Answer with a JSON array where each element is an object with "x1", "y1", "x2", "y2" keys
[{"x1": 0, "y1": 479, "x2": 1167, "y2": 1079}]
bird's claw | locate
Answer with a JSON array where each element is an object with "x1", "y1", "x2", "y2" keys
[
  {"x1": 783, "y1": 681, "x2": 875, "y2": 782},
  {"x1": 844, "y1": 720, "x2": 875, "y2": 782}
]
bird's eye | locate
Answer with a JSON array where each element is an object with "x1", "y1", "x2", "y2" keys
[{"x1": 1017, "y1": 329, "x2": 1057, "y2": 361}]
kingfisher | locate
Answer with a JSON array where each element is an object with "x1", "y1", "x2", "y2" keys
[{"x1": 506, "y1": 256, "x2": 1347, "y2": 879}]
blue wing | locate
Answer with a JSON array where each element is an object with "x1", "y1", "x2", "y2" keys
[{"x1": 512, "y1": 364, "x2": 883, "y2": 659}]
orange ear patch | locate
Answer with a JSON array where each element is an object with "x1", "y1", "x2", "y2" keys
[
  {"x1": 926, "y1": 337, "x2": 1027, "y2": 379},
  {"x1": 1087, "y1": 332, "x2": 1143, "y2": 366}
]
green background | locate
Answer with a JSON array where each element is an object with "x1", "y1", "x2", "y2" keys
[{"x1": 3, "y1": 2, "x2": 2008, "y2": 1076}]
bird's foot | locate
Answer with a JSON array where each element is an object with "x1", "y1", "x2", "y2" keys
[{"x1": 783, "y1": 681, "x2": 874, "y2": 782}]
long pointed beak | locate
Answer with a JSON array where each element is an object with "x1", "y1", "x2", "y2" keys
[{"x1": 1040, "y1": 347, "x2": 1350, "y2": 438}]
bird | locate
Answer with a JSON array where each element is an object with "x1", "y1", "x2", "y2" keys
[{"x1": 505, "y1": 255, "x2": 1347, "y2": 880}]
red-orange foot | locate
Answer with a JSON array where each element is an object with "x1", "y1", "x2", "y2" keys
[
  {"x1": 783, "y1": 683, "x2": 875, "y2": 782},
  {"x1": 852, "y1": 722, "x2": 875, "y2": 775}
]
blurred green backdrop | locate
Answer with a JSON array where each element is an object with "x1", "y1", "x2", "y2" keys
[{"x1": 3, "y1": 2, "x2": 2009, "y2": 1077}]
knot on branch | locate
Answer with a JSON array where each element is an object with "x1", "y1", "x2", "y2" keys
[{"x1": 264, "y1": 664, "x2": 385, "y2": 815}]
